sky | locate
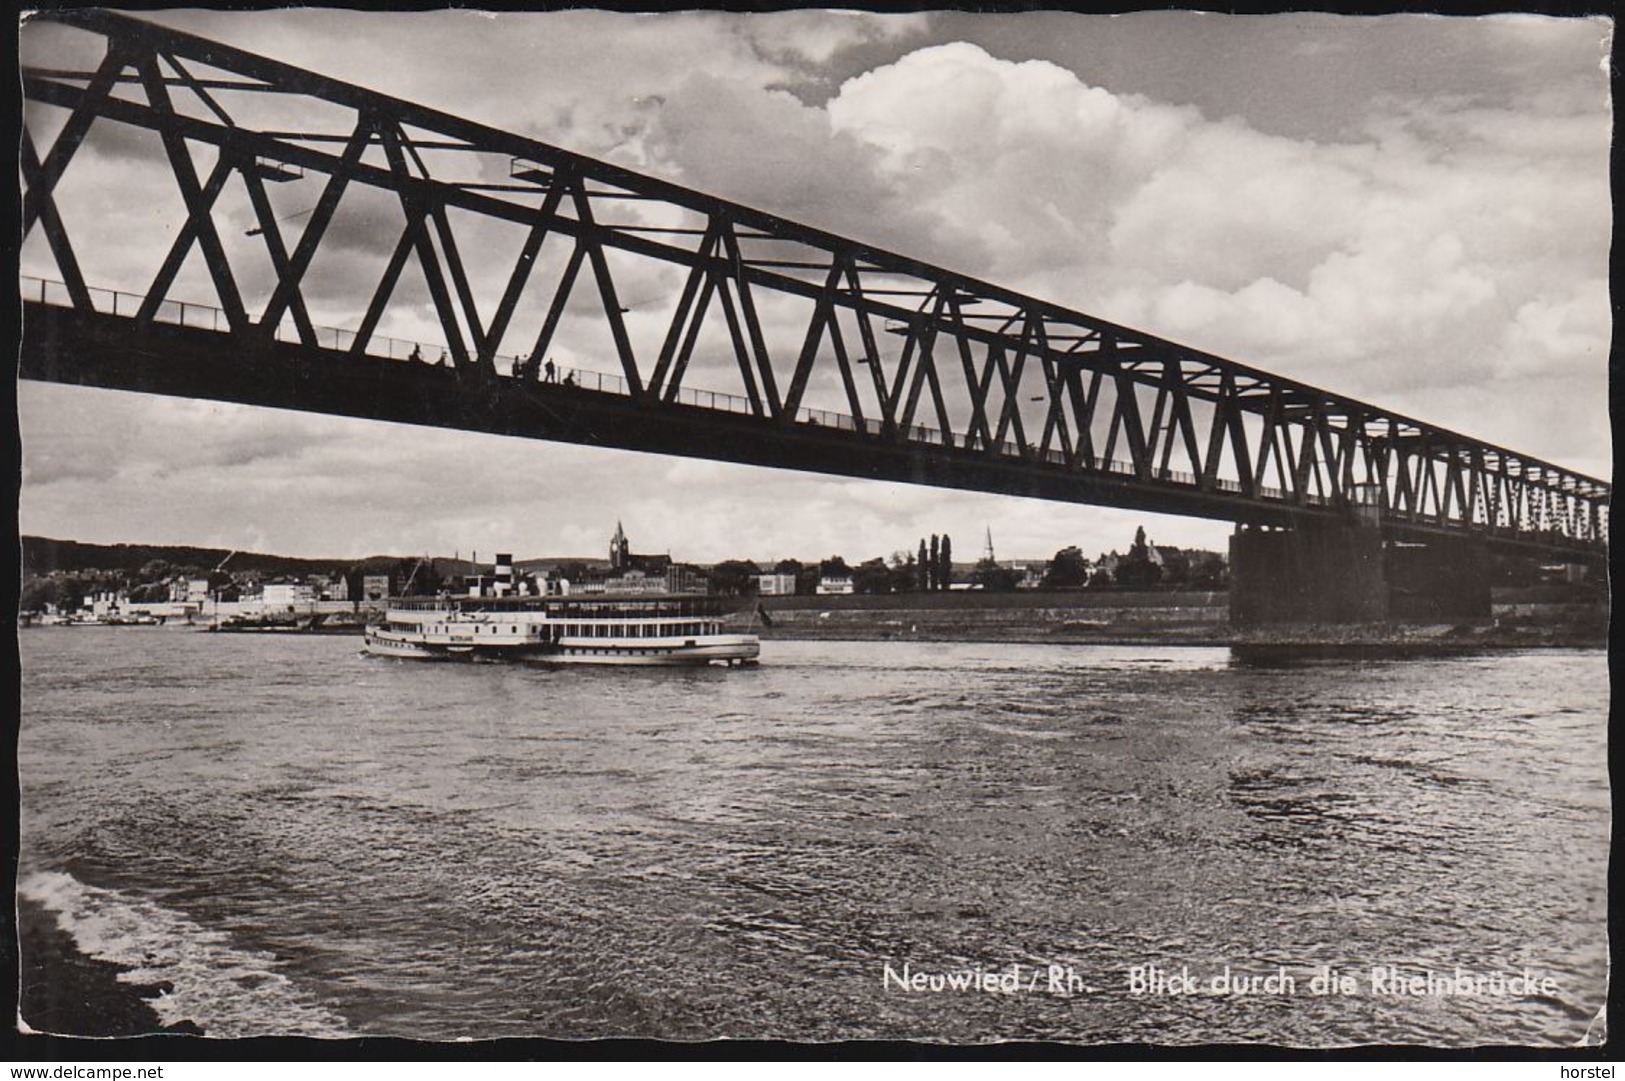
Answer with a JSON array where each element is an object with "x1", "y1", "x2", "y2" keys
[{"x1": 17, "y1": 9, "x2": 1613, "y2": 565}]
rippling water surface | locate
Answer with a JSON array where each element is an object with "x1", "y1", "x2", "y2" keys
[{"x1": 18, "y1": 629, "x2": 1608, "y2": 1044}]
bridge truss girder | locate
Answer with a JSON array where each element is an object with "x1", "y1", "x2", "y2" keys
[{"x1": 19, "y1": 10, "x2": 1609, "y2": 560}]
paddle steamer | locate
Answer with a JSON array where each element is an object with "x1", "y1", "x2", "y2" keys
[{"x1": 363, "y1": 554, "x2": 759, "y2": 666}]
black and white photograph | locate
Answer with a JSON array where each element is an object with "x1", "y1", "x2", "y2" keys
[{"x1": 15, "y1": 5, "x2": 1611, "y2": 1051}]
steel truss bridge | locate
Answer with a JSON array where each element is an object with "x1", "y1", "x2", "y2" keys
[{"x1": 20, "y1": 11, "x2": 1608, "y2": 562}]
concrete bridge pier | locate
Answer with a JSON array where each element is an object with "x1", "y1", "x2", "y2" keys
[
  {"x1": 1385, "y1": 534, "x2": 1492, "y2": 622},
  {"x1": 1228, "y1": 520, "x2": 1388, "y2": 624},
  {"x1": 1229, "y1": 518, "x2": 1491, "y2": 625}
]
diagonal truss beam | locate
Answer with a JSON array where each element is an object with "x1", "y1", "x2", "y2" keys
[{"x1": 18, "y1": 9, "x2": 1608, "y2": 559}]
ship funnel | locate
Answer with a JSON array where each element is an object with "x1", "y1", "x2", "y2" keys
[{"x1": 495, "y1": 553, "x2": 514, "y2": 596}]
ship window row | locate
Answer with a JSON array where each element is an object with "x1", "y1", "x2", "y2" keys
[
  {"x1": 397, "y1": 599, "x2": 721, "y2": 618},
  {"x1": 394, "y1": 620, "x2": 718, "y2": 638},
  {"x1": 413, "y1": 624, "x2": 529, "y2": 635},
  {"x1": 446, "y1": 600, "x2": 717, "y2": 617},
  {"x1": 559, "y1": 622, "x2": 713, "y2": 638}
]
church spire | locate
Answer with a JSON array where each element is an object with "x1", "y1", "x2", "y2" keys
[{"x1": 610, "y1": 520, "x2": 630, "y2": 570}]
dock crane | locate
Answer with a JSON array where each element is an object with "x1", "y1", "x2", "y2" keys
[
  {"x1": 399, "y1": 555, "x2": 432, "y2": 598},
  {"x1": 206, "y1": 551, "x2": 235, "y2": 623}
]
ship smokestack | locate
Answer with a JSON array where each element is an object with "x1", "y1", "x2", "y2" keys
[{"x1": 495, "y1": 553, "x2": 514, "y2": 597}]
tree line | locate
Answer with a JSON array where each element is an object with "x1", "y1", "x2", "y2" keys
[
  {"x1": 705, "y1": 528, "x2": 1235, "y2": 596},
  {"x1": 20, "y1": 556, "x2": 436, "y2": 612}
]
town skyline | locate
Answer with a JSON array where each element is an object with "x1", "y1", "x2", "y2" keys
[
  {"x1": 19, "y1": 10, "x2": 1609, "y2": 563},
  {"x1": 21, "y1": 519, "x2": 1233, "y2": 623},
  {"x1": 22, "y1": 516, "x2": 1209, "y2": 575}
]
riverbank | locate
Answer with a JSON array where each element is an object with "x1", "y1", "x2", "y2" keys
[
  {"x1": 752, "y1": 621, "x2": 1605, "y2": 651},
  {"x1": 749, "y1": 588, "x2": 1606, "y2": 650},
  {"x1": 16, "y1": 894, "x2": 204, "y2": 1037}
]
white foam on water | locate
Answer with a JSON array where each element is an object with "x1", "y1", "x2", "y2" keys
[{"x1": 19, "y1": 870, "x2": 351, "y2": 1038}]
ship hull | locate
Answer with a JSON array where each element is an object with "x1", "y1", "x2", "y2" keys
[
  {"x1": 362, "y1": 630, "x2": 759, "y2": 667},
  {"x1": 544, "y1": 635, "x2": 759, "y2": 666}
]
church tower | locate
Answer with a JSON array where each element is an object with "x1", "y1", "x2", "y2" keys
[{"x1": 610, "y1": 521, "x2": 630, "y2": 571}]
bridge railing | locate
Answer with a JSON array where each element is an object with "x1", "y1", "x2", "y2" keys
[
  {"x1": 22, "y1": 275, "x2": 479, "y2": 367},
  {"x1": 21, "y1": 273, "x2": 1325, "y2": 507}
]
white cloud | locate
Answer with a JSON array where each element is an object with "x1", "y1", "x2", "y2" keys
[{"x1": 737, "y1": 10, "x2": 930, "y2": 67}]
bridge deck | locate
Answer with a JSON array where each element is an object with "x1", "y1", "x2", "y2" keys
[{"x1": 21, "y1": 300, "x2": 1601, "y2": 562}]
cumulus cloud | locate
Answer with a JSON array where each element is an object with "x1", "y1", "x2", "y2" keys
[
  {"x1": 818, "y1": 38, "x2": 1607, "y2": 423},
  {"x1": 644, "y1": 69, "x2": 971, "y2": 265},
  {"x1": 824, "y1": 36, "x2": 1605, "y2": 475},
  {"x1": 736, "y1": 11, "x2": 930, "y2": 68}
]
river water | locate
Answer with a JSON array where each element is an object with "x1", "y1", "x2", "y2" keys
[{"x1": 17, "y1": 629, "x2": 1608, "y2": 1045}]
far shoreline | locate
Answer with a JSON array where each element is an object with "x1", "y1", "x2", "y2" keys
[
  {"x1": 745, "y1": 585, "x2": 1605, "y2": 653},
  {"x1": 752, "y1": 625, "x2": 1607, "y2": 653}
]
